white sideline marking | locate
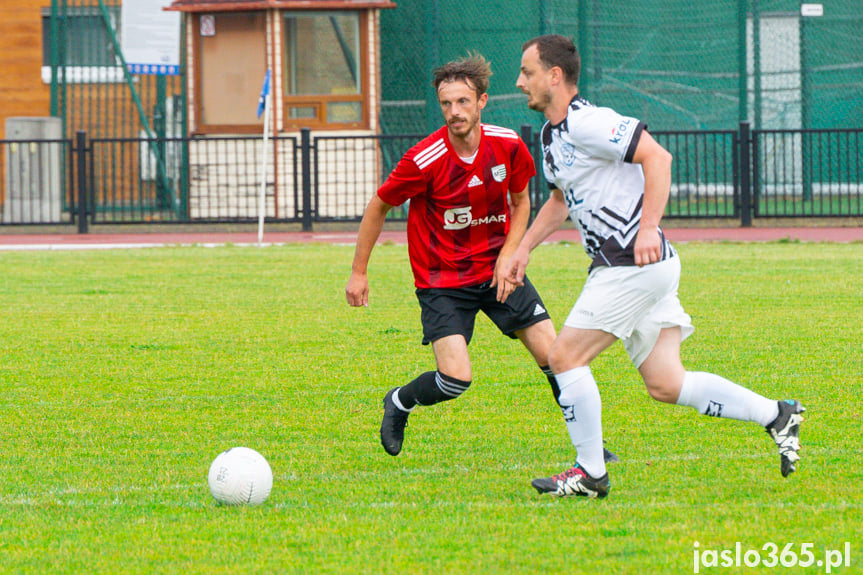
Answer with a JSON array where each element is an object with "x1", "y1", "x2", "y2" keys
[{"x1": 0, "y1": 242, "x2": 284, "y2": 252}]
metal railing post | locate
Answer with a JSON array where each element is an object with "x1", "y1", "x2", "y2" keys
[
  {"x1": 738, "y1": 121, "x2": 752, "y2": 227},
  {"x1": 75, "y1": 130, "x2": 88, "y2": 234},
  {"x1": 301, "y1": 127, "x2": 313, "y2": 232}
]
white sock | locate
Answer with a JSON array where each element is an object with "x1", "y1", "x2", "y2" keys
[
  {"x1": 676, "y1": 371, "x2": 778, "y2": 426},
  {"x1": 555, "y1": 366, "x2": 606, "y2": 478},
  {"x1": 392, "y1": 388, "x2": 414, "y2": 412}
]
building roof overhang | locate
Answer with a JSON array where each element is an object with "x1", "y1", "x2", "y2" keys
[{"x1": 167, "y1": 0, "x2": 396, "y2": 12}]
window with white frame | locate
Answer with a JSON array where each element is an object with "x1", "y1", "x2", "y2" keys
[{"x1": 282, "y1": 11, "x2": 367, "y2": 128}]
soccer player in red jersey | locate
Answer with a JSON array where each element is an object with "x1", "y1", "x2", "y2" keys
[{"x1": 346, "y1": 54, "x2": 580, "y2": 460}]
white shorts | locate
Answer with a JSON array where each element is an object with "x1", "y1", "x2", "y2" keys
[{"x1": 563, "y1": 255, "x2": 694, "y2": 367}]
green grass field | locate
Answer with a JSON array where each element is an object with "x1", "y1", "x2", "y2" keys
[{"x1": 0, "y1": 241, "x2": 860, "y2": 574}]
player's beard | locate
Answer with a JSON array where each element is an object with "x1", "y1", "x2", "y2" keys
[
  {"x1": 526, "y1": 89, "x2": 552, "y2": 112},
  {"x1": 448, "y1": 114, "x2": 479, "y2": 139}
]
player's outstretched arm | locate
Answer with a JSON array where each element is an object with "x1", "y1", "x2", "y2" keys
[
  {"x1": 506, "y1": 188, "x2": 569, "y2": 285},
  {"x1": 346, "y1": 194, "x2": 392, "y2": 307}
]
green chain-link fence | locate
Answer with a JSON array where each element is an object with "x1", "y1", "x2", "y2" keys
[
  {"x1": 35, "y1": 0, "x2": 861, "y2": 226},
  {"x1": 48, "y1": 0, "x2": 185, "y2": 219},
  {"x1": 48, "y1": 0, "x2": 863, "y2": 137},
  {"x1": 49, "y1": 0, "x2": 185, "y2": 141},
  {"x1": 380, "y1": 0, "x2": 863, "y2": 134}
]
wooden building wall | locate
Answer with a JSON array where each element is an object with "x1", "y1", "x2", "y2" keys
[{"x1": 0, "y1": 0, "x2": 52, "y2": 137}]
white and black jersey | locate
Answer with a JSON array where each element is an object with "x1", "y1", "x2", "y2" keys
[{"x1": 541, "y1": 95, "x2": 675, "y2": 271}]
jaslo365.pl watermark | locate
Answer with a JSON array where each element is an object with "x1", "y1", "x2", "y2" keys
[{"x1": 693, "y1": 542, "x2": 852, "y2": 573}]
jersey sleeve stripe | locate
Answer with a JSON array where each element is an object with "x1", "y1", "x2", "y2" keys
[
  {"x1": 623, "y1": 122, "x2": 646, "y2": 163},
  {"x1": 414, "y1": 139, "x2": 447, "y2": 170},
  {"x1": 482, "y1": 125, "x2": 519, "y2": 139}
]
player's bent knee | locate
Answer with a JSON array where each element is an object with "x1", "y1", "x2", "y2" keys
[
  {"x1": 644, "y1": 379, "x2": 680, "y2": 404},
  {"x1": 548, "y1": 342, "x2": 578, "y2": 374}
]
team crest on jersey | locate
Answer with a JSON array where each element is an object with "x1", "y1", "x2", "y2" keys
[
  {"x1": 560, "y1": 141, "x2": 578, "y2": 166},
  {"x1": 491, "y1": 164, "x2": 507, "y2": 182}
]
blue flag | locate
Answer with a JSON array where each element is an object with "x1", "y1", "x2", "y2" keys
[{"x1": 257, "y1": 69, "x2": 271, "y2": 118}]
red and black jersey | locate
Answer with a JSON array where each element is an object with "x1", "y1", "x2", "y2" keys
[{"x1": 377, "y1": 124, "x2": 536, "y2": 289}]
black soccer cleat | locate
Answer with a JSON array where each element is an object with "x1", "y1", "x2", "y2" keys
[
  {"x1": 531, "y1": 463, "x2": 610, "y2": 498},
  {"x1": 766, "y1": 399, "x2": 805, "y2": 477},
  {"x1": 603, "y1": 446, "x2": 620, "y2": 464},
  {"x1": 380, "y1": 387, "x2": 410, "y2": 456}
]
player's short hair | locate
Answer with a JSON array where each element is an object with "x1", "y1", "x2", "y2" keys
[
  {"x1": 522, "y1": 35, "x2": 580, "y2": 86},
  {"x1": 432, "y1": 53, "x2": 492, "y2": 97}
]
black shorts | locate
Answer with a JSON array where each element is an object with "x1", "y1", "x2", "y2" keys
[{"x1": 415, "y1": 276, "x2": 552, "y2": 345}]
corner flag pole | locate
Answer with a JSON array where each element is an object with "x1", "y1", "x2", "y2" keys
[{"x1": 256, "y1": 70, "x2": 272, "y2": 246}]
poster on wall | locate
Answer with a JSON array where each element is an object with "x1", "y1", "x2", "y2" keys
[
  {"x1": 200, "y1": 15, "x2": 215, "y2": 37},
  {"x1": 121, "y1": 0, "x2": 181, "y2": 75}
]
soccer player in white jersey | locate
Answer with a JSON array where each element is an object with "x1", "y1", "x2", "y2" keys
[{"x1": 508, "y1": 34, "x2": 804, "y2": 499}]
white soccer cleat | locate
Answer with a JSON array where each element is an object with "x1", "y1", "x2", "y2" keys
[{"x1": 766, "y1": 400, "x2": 805, "y2": 477}]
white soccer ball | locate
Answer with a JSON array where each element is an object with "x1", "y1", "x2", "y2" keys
[{"x1": 208, "y1": 447, "x2": 273, "y2": 506}]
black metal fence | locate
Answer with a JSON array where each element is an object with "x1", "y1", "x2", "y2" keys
[{"x1": 0, "y1": 123, "x2": 860, "y2": 232}]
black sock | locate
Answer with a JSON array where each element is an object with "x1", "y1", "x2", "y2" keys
[
  {"x1": 398, "y1": 371, "x2": 471, "y2": 409},
  {"x1": 541, "y1": 365, "x2": 561, "y2": 406}
]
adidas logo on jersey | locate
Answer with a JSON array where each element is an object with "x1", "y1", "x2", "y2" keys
[
  {"x1": 468, "y1": 175, "x2": 483, "y2": 188},
  {"x1": 533, "y1": 303, "x2": 546, "y2": 316}
]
